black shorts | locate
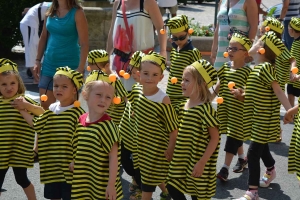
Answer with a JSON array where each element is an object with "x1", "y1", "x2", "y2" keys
[
  {"x1": 134, "y1": 169, "x2": 157, "y2": 192},
  {"x1": 44, "y1": 182, "x2": 71, "y2": 200},
  {"x1": 224, "y1": 136, "x2": 243, "y2": 155},
  {"x1": 287, "y1": 84, "x2": 300, "y2": 97}
]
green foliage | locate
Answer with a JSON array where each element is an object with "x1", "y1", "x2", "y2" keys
[
  {"x1": 188, "y1": 18, "x2": 214, "y2": 37},
  {"x1": 267, "y1": 7, "x2": 277, "y2": 17},
  {"x1": 0, "y1": 0, "x2": 41, "y2": 56}
]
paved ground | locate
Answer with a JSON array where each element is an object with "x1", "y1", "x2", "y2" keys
[{"x1": 3, "y1": 0, "x2": 300, "y2": 199}]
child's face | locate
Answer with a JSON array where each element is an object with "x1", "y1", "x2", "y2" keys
[
  {"x1": 171, "y1": 31, "x2": 189, "y2": 49},
  {"x1": 181, "y1": 70, "x2": 197, "y2": 98},
  {"x1": 85, "y1": 82, "x2": 114, "y2": 114},
  {"x1": 227, "y1": 41, "x2": 248, "y2": 61},
  {"x1": 53, "y1": 75, "x2": 77, "y2": 105},
  {"x1": 0, "y1": 73, "x2": 19, "y2": 99},
  {"x1": 131, "y1": 67, "x2": 140, "y2": 82},
  {"x1": 139, "y1": 62, "x2": 163, "y2": 89}
]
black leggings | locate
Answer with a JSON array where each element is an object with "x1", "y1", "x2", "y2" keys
[
  {"x1": 121, "y1": 142, "x2": 135, "y2": 176},
  {"x1": 0, "y1": 167, "x2": 31, "y2": 190},
  {"x1": 247, "y1": 141, "x2": 275, "y2": 186},
  {"x1": 167, "y1": 184, "x2": 197, "y2": 200}
]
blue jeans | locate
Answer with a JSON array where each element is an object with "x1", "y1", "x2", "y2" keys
[{"x1": 283, "y1": 20, "x2": 293, "y2": 51}]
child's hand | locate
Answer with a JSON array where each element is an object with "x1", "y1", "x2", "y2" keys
[
  {"x1": 230, "y1": 88, "x2": 244, "y2": 101},
  {"x1": 11, "y1": 96, "x2": 28, "y2": 110},
  {"x1": 283, "y1": 109, "x2": 295, "y2": 124},
  {"x1": 164, "y1": 147, "x2": 174, "y2": 162},
  {"x1": 191, "y1": 161, "x2": 205, "y2": 178},
  {"x1": 105, "y1": 184, "x2": 117, "y2": 200},
  {"x1": 69, "y1": 161, "x2": 74, "y2": 172},
  {"x1": 290, "y1": 73, "x2": 297, "y2": 82}
]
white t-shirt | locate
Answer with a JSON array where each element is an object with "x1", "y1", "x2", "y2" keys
[
  {"x1": 157, "y1": 0, "x2": 177, "y2": 7},
  {"x1": 20, "y1": 2, "x2": 51, "y2": 28},
  {"x1": 145, "y1": 88, "x2": 167, "y2": 103},
  {"x1": 49, "y1": 102, "x2": 74, "y2": 114}
]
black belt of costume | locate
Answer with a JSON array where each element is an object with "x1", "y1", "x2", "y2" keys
[{"x1": 113, "y1": 48, "x2": 131, "y2": 60}]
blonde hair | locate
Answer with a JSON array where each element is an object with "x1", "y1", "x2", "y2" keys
[
  {"x1": 46, "y1": 0, "x2": 82, "y2": 17},
  {"x1": 0, "y1": 71, "x2": 26, "y2": 96},
  {"x1": 82, "y1": 80, "x2": 115, "y2": 99},
  {"x1": 184, "y1": 66, "x2": 213, "y2": 103}
]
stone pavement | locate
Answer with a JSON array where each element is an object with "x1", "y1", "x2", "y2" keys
[{"x1": 3, "y1": 0, "x2": 300, "y2": 200}]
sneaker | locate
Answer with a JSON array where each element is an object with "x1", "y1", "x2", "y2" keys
[
  {"x1": 129, "y1": 177, "x2": 138, "y2": 193},
  {"x1": 217, "y1": 167, "x2": 229, "y2": 181},
  {"x1": 259, "y1": 167, "x2": 276, "y2": 187},
  {"x1": 129, "y1": 189, "x2": 142, "y2": 200},
  {"x1": 233, "y1": 158, "x2": 248, "y2": 173},
  {"x1": 235, "y1": 190, "x2": 259, "y2": 200},
  {"x1": 160, "y1": 191, "x2": 171, "y2": 200}
]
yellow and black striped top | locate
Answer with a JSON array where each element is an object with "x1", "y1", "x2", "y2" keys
[
  {"x1": 289, "y1": 38, "x2": 300, "y2": 89},
  {"x1": 129, "y1": 86, "x2": 178, "y2": 186},
  {"x1": 243, "y1": 62, "x2": 279, "y2": 143},
  {"x1": 166, "y1": 102, "x2": 220, "y2": 199},
  {"x1": 119, "y1": 83, "x2": 139, "y2": 152},
  {"x1": 217, "y1": 62, "x2": 252, "y2": 140},
  {"x1": 0, "y1": 95, "x2": 38, "y2": 169},
  {"x1": 32, "y1": 106, "x2": 84, "y2": 184},
  {"x1": 106, "y1": 79, "x2": 128, "y2": 126},
  {"x1": 275, "y1": 47, "x2": 293, "y2": 90},
  {"x1": 71, "y1": 113, "x2": 123, "y2": 200},
  {"x1": 166, "y1": 40, "x2": 201, "y2": 107}
]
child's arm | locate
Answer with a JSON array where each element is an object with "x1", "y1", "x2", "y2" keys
[
  {"x1": 19, "y1": 110, "x2": 34, "y2": 127},
  {"x1": 12, "y1": 97, "x2": 44, "y2": 116},
  {"x1": 272, "y1": 81, "x2": 292, "y2": 111},
  {"x1": 192, "y1": 126, "x2": 219, "y2": 177},
  {"x1": 284, "y1": 105, "x2": 298, "y2": 124},
  {"x1": 106, "y1": 142, "x2": 118, "y2": 200},
  {"x1": 165, "y1": 129, "x2": 178, "y2": 162},
  {"x1": 230, "y1": 88, "x2": 245, "y2": 102}
]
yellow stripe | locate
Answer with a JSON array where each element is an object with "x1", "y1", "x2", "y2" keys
[
  {"x1": 0, "y1": 64, "x2": 17, "y2": 73},
  {"x1": 170, "y1": 25, "x2": 188, "y2": 34},
  {"x1": 87, "y1": 56, "x2": 108, "y2": 63},
  {"x1": 55, "y1": 71, "x2": 80, "y2": 89},
  {"x1": 290, "y1": 22, "x2": 300, "y2": 31},
  {"x1": 260, "y1": 35, "x2": 282, "y2": 56},
  {"x1": 262, "y1": 21, "x2": 283, "y2": 34},
  {"x1": 141, "y1": 55, "x2": 166, "y2": 70},
  {"x1": 191, "y1": 63, "x2": 212, "y2": 88},
  {"x1": 231, "y1": 36, "x2": 250, "y2": 50}
]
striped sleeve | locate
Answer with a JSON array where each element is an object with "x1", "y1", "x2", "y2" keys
[
  {"x1": 159, "y1": 104, "x2": 178, "y2": 133},
  {"x1": 32, "y1": 110, "x2": 51, "y2": 133},
  {"x1": 202, "y1": 104, "x2": 219, "y2": 128},
  {"x1": 260, "y1": 63, "x2": 277, "y2": 86},
  {"x1": 72, "y1": 124, "x2": 79, "y2": 160},
  {"x1": 24, "y1": 96, "x2": 39, "y2": 106},
  {"x1": 191, "y1": 48, "x2": 202, "y2": 61},
  {"x1": 115, "y1": 79, "x2": 128, "y2": 98},
  {"x1": 101, "y1": 121, "x2": 119, "y2": 154}
]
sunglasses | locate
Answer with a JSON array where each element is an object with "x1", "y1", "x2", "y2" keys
[
  {"x1": 171, "y1": 33, "x2": 188, "y2": 41},
  {"x1": 226, "y1": 47, "x2": 246, "y2": 52}
]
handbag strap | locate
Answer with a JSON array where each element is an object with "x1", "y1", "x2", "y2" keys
[
  {"x1": 227, "y1": 0, "x2": 231, "y2": 25},
  {"x1": 121, "y1": 0, "x2": 132, "y2": 52}
]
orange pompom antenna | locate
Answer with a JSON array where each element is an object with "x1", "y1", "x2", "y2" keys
[
  {"x1": 223, "y1": 52, "x2": 229, "y2": 58},
  {"x1": 258, "y1": 48, "x2": 265, "y2": 54},
  {"x1": 228, "y1": 81, "x2": 235, "y2": 90},
  {"x1": 87, "y1": 66, "x2": 91, "y2": 72},
  {"x1": 123, "y1": 73, "x2": 130, "y2": 80},
  {"x1": 40, "y1": 94, "x2": 48, "y2": 102},
  {"x1": 171, "y1": 77, "x2": 178, "y2": 84},
  {"x1": 109, "y1": 74, "x2": 117, "y2": 82},
  {"x1": 291, "y1": 67, "x2": 299, "y2": 74},
  {"x1": 188, "y1": 28, "x2": 194, "y2": 34},
  {"x1": 216, "y1": 97, "x2": 224, "y2": 104},
  {"x1": 73, "y1": 101, "x2": 80, "y2": 108},
  {"x1": 113, "y1": 96, "x2": 121, "y2": 104},
  {"x1": 160, "y1": 29, "x2": 166, "y2": 35},
  {"x1": 265, "y1": 26, "x2": 270, "y2": 32},
  {"x1": 119, "y1": 70, "x2": 125, "y2": 76}
]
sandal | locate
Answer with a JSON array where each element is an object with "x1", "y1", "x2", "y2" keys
[
  {"x1": 129, "y1": 189, "x2": 142, "y2": 200},
  {"x1": 33, "y1": 150, "x2": 39, "y2": 163},
  {"x1": 129, "y1": 177, "x2": 138, "y2": 193},
  {"x1": 276, "y1": 129, "x2": 282, "y2": 143}
]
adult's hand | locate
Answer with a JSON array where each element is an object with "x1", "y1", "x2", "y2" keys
[{"x1": 33, "y1": 61, "x2": 41, "y2": 82}]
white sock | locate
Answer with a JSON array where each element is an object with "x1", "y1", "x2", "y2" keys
[
  {"x1": 223, "y1": 164, "x2": 229, "y2": 169},
  {"x1": 238, "y1": 154, "x2": 245, "y2": 159}
]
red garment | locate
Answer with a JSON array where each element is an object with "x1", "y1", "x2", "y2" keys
[
  {"x1": 256, "y1": 0, "x2": 261, "y2": 4},
  {"x1": 79, "y1": 113, "x2": 111, "y2": 127}
]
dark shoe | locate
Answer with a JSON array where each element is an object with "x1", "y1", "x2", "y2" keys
[
  {"x1": 232, "y1": 158, "x2": 248, "y2": 173},
  {"x1": 217, "y1": 167, "x2": 229, "y2": 181}
]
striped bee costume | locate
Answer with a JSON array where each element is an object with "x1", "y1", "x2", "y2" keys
[
  {"x1": 165, "y1": 15, "x2": 202, "y2": 109},
  {"x1": 32, "y1": 67, "x2": 85, "y2": 187},
  {"x1": 166, "y1": 60, "x2": 220, "y2": 200}
]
